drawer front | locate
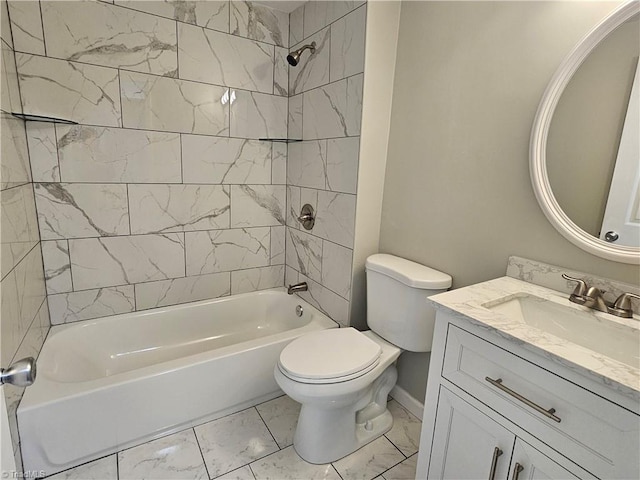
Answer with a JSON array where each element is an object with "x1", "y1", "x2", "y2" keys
[{"x1": 442, "y1": 325, "x2": 639, "y2": 480}]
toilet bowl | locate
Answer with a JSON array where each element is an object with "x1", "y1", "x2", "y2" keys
[{"x1": 275, "y1": 254, "x2": 452, "y2": 464}]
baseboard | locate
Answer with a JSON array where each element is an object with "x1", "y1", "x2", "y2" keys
[{"x1": 390, "y1": 385, "x2": 424, "y2": 420}]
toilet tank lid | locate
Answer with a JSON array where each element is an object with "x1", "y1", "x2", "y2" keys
[{"x1": 366, "y1": 254, "x2": 452, "y2": 289}]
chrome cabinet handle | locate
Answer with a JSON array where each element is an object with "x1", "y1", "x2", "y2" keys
[
  {"x1": 485, "y1": 377, "x2": 561, "y2": 423},
  {"x1": 511, "y1": 463, "x2": 524, "y2": 480},
  {"x1": 488, "y1": 447, "x2": 503, "y2": 480}
]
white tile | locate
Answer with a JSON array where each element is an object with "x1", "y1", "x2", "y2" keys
[
  {"x1": 186, "y1": 227, "x2": 270, "y2": 276},
  {"x1": 251, "y1": 446, "x2": 341, "y2": 480},
  {"x1": 381, "y1": 455, "x2": 417, "y2": 480},
  {"x1": 332, "y1": 436, "x2": 405, "y2": 480},
  {"x1": 230, "y1": 90, "x2": 287, "y2": 139},
  {"x1": 326, "y1": 137, "x2": 359, "y2": 194},
  {"x1": 289, "y1": 5, "x2": 304, "y2": 47},
  {"x1": 231, "y1": 265, "x2": 284, "y2": 294},
  {"x1": 41, "y1": 240, "x2": 72, "y2": 294},
  {"x1": 270, "y1": 225, "x2": 285, "y2": 265},
  {"x1": 195, "y1": 408, "x2": 279, "y2": 478},
  {"x1": 7, "y1": 0, "x2": 44, "y2": 55},
  {"x1": 231, "y1": 1, "x2": 288, "y2": 47},
  {"x1": 321, "y1": 241, "x2": 353, "y2": 299},
  {"x1": 1, "y1": 261, "x2": 20, "y2": 367},
  {"x1": 1, "y1": 114, "x2": 31, "y2": 190},
  {"x1": 285, "y1": 265, "x2": 298, "y2": 287},
  {"x1": 56, "y1": 125, "x2": 181, "y2": 184},
  {"x1": 274, "y1": 46, "x2": 288, "y2": 96},
  {"x1": 116, "y1": 0, "x2": 229, "y2": 33},
  {"x1": 47, "y1": 455, "x2": 117, "y2": 480},
  {"x1": 120, "y1": 70, "x2": 229, "y2": 135},
  {"x1": 1, "y1": 183, "x2": 39, "y2": 278},
  {"x1": 42, "y1": 0, "x2": 177, "y2": 76},
  {"x1": 255, "y1": 395, "x2": 300, "y2": 449},
  {"x1": 385, "y1": 400, "x2": 421, "y2": 457},
  {"x1": 135, "y1": 272, "x2": 230, "y2": 310},
  {"x1": 182, "y1": 136, "x2": 271, "y2": 185},
  {"x1": 314, "y1": 191, "x2": 356, "y2": 248},
  {"x1": 303, "y1": 74, "x2": 363, "y2": 140},
  {"x1": 48, "y1": 286, "x2": 135, "y2": 325},
  {"x1": 69, "y1": 234, "x2": 185, "y2": 290},
  {"x1": 26, "y1": 122, "x2": 60, "y2": 182},
  {"x1": 289, "y1": 27, "x2": 330, "y2": 95},
  {"x1": 231, "y1": 185, "x2": 286, "y2": 228},
  {"x1": 330, "y1": 5, "x2": 366, "y2": 82},
  {"x1": 216, "y1": 465, "x2": 256, "y2": 480},
  {"x1": 302, "y1": 1, "x2": 328, "y2": 38},
  {"x1": 271, "y1": 142, "x2": 287, "y2": 184},
  {"x1": 286, "y1": 186, "x2": 317, "y2": 228},
  {"x1": 287, "y1": 140, "x2": 327, "y2": 189},
  {"x1": 285, "y1": 227, "x2": 322, "y2": 283},
  {"x1": 288, "y1": 94, "x2": 303, "y2": 140},
  {"x1": 1, "y1": 39, "x2": 21, "y2": 113},
  {"x1": 12, "y1": 298, "x2": 49, "y2": 361},
  {"x1": 178, "y1": 23, "x2": 274, "y2": 93},
  {"x1": 1, "y1": 1, "x2": 12, "y2": 48},
  {"x1": 297, "y1": 274, "x2": 349, "y2": 326},
  {"x1": 118, "y1": 429, "x2": 208, "y2": 480},
  {"x1": 128, "y1": 184, "x2": 230, "y2": 234}
]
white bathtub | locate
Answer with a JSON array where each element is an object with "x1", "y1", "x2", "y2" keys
[{"x1": 18, "y1": 288, "x2": 336, "y2": 476}]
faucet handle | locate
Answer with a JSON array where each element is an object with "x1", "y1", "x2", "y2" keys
[
  {"x1": 609, "y1": 292, "x2": 640, "y2": 318},
  {"x1": 562, "y1": 273, "x2": 588, "y2": 297}
]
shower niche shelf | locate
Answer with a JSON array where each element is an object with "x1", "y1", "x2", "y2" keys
[
  {"x1": 258, "y1": 138, "x2": 303, "y2": 143},
  {"x1": 11, "y1": 113, "x2": 78, "y2": 125}
]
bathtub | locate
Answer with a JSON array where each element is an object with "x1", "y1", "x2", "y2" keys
[{"x1": 18, "y1": 288, "x2": 337, "y2": 476}]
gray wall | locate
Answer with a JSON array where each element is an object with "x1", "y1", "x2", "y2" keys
[{"x1": 379, "y1": 1, "x2": 640, "y2": 402}]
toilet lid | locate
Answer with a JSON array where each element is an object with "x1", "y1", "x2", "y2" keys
[{"x1": 279, "y1": 328, "x2": 382, "y2": 382}]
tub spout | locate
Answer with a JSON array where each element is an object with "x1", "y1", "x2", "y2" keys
[{"x1": 288, "y1": 282, "x2": 308, "y2": 295}]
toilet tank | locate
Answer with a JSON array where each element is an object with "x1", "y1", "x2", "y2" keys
[{"x1": 365, "y1": 254, "x2": 452, "y2": 352}]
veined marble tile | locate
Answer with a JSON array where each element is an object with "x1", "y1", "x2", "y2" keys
[
  {"x1": 272, "y1": 142, "x2": 287, "y2": 184},
  {"x1": 285, "y1": 227, "x2": 322, "y2": 283},
  {"x1": 135, "y1": 272, "x2": 230, "y2": 310},
  {"x1": 178, "y1": 23, "x2": 274, "y2": 93},
  {"x1": 182, "y1": 136, "x2": 271, "y2": 184},
  {"x1": 116, "y1": 0, "x2": 229, "y2": 33},
  {"x1": 230, "y1": 90, "x2": 287, "y2": 139},
  {"x1": 286, "y1": 186, "x2": 317, "y2": 229},
  {"x1": 41, "y1": 0, "x2": 177, "y2": 76},
  {"x1": 16, "y1": 54, "x2": 121, "y2": 127},
  {"x1": 287, "y1": 140, "x2": 327, "y2": 189},
  {"x1": 215, "y1": 465, "x2": 255, "y2": 480},
  {"x1": 285, "y1": 265, "x2": 298, "y2": 288},
  {"x1": 0, "y1": 114, "x2": 31, "y2": 190},
  {"x1": 274, "y1": 46, "x2": 288, "y2": 96},
  {"x1": 69, "y1": 234, "x2": 185, "y2": 290},
  {"x1": 303, "y1": 74, "x2": 363, "y2": 140},
  {"x1": 321, "y1": 240, "x2": 352, "y2": 299},
  {"x1": 313, "y1": 190, "x2": 356, "y2": 248},
  {"x1": 251, "y1": 446, "x2": 340, "y2": 480},
  {"x1": 255, "y1": 395, "x2": 300, "y2": 449},
  {"x1": 297, "y1": 273, "x2": 349, "y2": 326},
  {"x1": 330, "y1": 5, "x2": 366, "y2": 82},
  {"x1": 56, "y1": 125, "x2": 181, "y2": 184},
  {"x1": 332, "y1": 435, "x2": 405, "y2": 480},
  {"x1": 289, "y1": 27, "x2": 330, "y2": 95},
  {"x1": 41, "y1": 240, "x2": 72, "y2": 294},
  {"x1": 1, "y1": 183, "x2": 39, "y2": 278},
  {"x1": 12, "y1": 297, "x2": 49, "y2": 361},
  {"x1": 288, "y1": 94, "x2": 303, "y2": 140},
  {"x1": 270, "y1": 225, "x2": 285, "y2": 265},
  {"x1": 289, "y1": 5, "x2": 304, "y2": 47},
  {"x1": 34, "y1": 183, "x2": 130, "y2": 240},
  {"x1": 47, "y1": 455, "x2": 117, "y2": 480},
  {"x1": 7, "y1": 1, "x2": 44, "y2": 55},
  {"x1": 194, "y1": 407, "x2": 279, "y2": 478},
  {"x1": 1, "y1": 39, "x2": 21, "y2": 113},
  {"x1": 48, "y1": 285, "x2": 135, "y2": 324},
  {"x1": 231, "y1": 1, "x2": 288, "y2": 47},
  {"x1": 304, "y1": 1, "x2": 364, "y2": 38},
  {"x1": 1, "y1": 1, "x2": 12, "y2": 48},
  {"x1": 231, "y1": 184, "x2": 285, "y2": 227},
  {"x1": 381, "y1": 455, "x2": 417, "y2": 480},
  {"x1": 128, "y1": 184, "x2": 230, "y2": 234},
  {"x1": 231, "y1": 265, "x2": 283, "y2": 294},
  {"x1": 326, "y1": 136, "x2": 359, "y2": 194},
  {"x1": 26, "y1": 122, "x2": 60, "y2": 182},
  {"x1": 0, "y1": 254, "x2": 20, "y2": 366},
  {"x1": 185, "y1": 227, "x2": 270, "y2": 276},
  {"x1": 118, "y1": 429, "x2": 208, "y2": 480},
  {"x1": 385, "y1": 400, "x2": 422, "y2": 457},
  {"x1": 120, "y1": 70, "x2": 229, "y2": 135}
]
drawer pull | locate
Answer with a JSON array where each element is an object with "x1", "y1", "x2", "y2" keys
[
  {"x1": 512, "y1": 463, "x2": 524, "y2": 480},
  {"x1": 485, "y1": 377, "x2": 561, "y2": 423},
  {"x1": 488, "y1": 447, "x2": 503, "y2": 480}
]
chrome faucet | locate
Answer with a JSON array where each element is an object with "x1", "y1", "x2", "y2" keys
[
  {"x1": 562, "y1": 273, "x2": 639, "y2": 318},
  {"x1": 287, "y1": 282, "x2": 308, "y2": 295}
]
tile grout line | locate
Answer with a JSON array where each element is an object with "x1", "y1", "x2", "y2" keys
[{"x1": 192, "y1": 426, "x2": 212, "y2": 480}]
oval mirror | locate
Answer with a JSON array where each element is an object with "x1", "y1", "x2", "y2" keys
[{"x1": 530, "y1": 0, "x2": 640, "y2": 264}]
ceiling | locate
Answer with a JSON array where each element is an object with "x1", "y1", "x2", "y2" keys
[{"x1": 254, "y1": 1, "x2": 307, "y2": 14}]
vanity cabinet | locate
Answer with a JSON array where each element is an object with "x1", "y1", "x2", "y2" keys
[{"x1": 417, "y1": 311, "x2": 640, "y2": 479}]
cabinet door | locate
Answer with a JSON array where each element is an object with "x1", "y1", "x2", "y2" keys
[
  {"x1": 509, "y1": 440, "x2": 580, "y2": 480},
  {"x1": 428, "y1": 387, "x2": 515, "y2": 480}
]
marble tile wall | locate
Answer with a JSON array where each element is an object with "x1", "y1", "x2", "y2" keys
[
  {"x1": 285, "y1": 1, "x2": 366, "y2": 326},
  {"x1": 8, "y1": 0, "x2": 290, "y2": 324}
]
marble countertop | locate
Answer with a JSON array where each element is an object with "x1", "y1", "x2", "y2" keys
[{"x1": 429, "y1": 276, "x2": 640, "y2": 402}]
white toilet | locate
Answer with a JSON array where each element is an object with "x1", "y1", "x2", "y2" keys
[{"x1": 274, "y1": 254, "x2": 452, "y2": 464}]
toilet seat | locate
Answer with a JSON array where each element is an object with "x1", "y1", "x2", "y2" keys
[{"x1": 278, "y1": 328, "x2": 382, "y2": 384}]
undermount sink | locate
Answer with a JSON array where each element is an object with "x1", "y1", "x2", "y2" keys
[{"x1": 484, "y1": 294, "x2": 640, "y2": 369}]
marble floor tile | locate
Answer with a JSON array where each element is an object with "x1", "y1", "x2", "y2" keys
[
  {"x1": 385, "y1": 400, "x2": 422, "y2": 457},
  {"x1": 250, "y1": 446, "x2": 341, "y2": 480},
  {"x1": 381, "y1": 454, "x2": 417, "y2": 480},
  {"x1": 195, "y1": 408, "x2": 279, "y2": 478},
  {"x1": 332, "y1": 436, "x2": 405, "y2": 480},
  {"x1": 47, "y1": 455, "x2": 117, "y2": 480},
  {"x1": 255, "y1": 395, "x2": 301, "y2": 449},
  {"x1": 118, "y1": 429, "x2": 208, "y2": 480},
  {"x1": 215, "y1": 465, "x2": 256, "y2": 479}
]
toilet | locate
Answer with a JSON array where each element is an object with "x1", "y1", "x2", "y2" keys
[{"x1": 274, "y1": 254, "x2": 452, "y2": 464}]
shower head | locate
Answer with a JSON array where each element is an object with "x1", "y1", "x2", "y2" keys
[{"x1": 287, "y1": 41, "x2": 316, "y2": 67}]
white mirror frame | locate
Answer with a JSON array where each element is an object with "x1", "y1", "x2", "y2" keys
[{"x1": 530, "y1": 0, "x2": 640, "y2": 264}]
